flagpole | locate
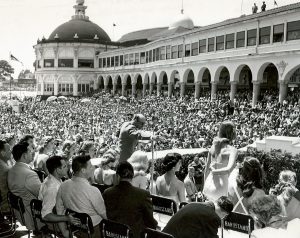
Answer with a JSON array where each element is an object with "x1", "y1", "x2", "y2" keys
[{"x1": 241, "y1": 0, "x2": 244, "y2": 15}]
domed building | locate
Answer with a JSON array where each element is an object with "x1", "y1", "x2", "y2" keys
[
  {"x1": 35, "y1": 1, "x2": 300, "y2": 105},
  {"x1": 34, "y1": 0, "x2": 118, "y2": 97}
]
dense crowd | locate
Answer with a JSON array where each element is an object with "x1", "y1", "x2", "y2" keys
[
  {"x1": 1, "y1": 90, "x2": 300, "y2": 155},
  {"x1": 1, "y1": 89, "x2": 300, "y2": 238}
]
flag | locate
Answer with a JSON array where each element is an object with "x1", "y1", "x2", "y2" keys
[
  {"x1": 274, "y1": 0, "x2": 278, "y2": 6},
  {"x1": 10, "y1": 53, "x2": 23, "y2": 65}
]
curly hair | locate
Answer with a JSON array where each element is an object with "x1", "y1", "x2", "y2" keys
[
  {"x1": 161, "y1": 153, "x2": 182, "y2": 173},
  {"x1": 249, "y1": 195, "x2": 282, "y2": 225},
  {"x1": 236, "y1": 157, "x2": 264, "y2": 198},
  {"x1": 270, "y1": 182, "x2": 298, "y2": 206}
]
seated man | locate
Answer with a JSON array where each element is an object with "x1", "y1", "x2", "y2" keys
[
  {"x1": 163, "y1": 196, "x2": 233, "y2": 238},
  {"x1": 184, "y1": 166, "x2": 198, "y2": 202},
  {"x1": 56, "y1": 155, "x2": 106, "y2": 237},
  {"x1": 7, "y1": 142, "x2": 42, "y2": 231},
  {"x1": 38, "y1": 156, "x2": 79, "y2": 237},
  {"x1": 0, "y1": 140, "x2": 12, "y2": 214},
  {"x1": 103, "y1": 161, "x2": 157, "y2": 238}
]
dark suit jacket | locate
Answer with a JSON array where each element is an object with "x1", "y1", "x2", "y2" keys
[
  {"x1": 103, "y1": 181, "x2": 157, "y2": 238},
  {"x1": 118, "y1": 122, "x2": 139, "y2": 161},
  {"x1": 163, "y1": 202, "x2": 221, "y2": 238}
]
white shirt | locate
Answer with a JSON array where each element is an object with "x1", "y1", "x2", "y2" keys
[
  {"x1": 56, "y1": 176, "x2": 107, "y2": 226},
  {"x1": 38, "y1": 174, "x2": 62, "y2": 218}
]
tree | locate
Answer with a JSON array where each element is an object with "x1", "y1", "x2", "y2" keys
[{"x1": 0, "y1": 60, "x2": 14, "y2": 80}]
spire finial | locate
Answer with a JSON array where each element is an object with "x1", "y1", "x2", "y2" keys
[{"x1": 73, "y1": 0, "x2": 89, "y2": 20}]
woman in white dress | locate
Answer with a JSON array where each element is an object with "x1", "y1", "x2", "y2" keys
[{"x1": 203, "y1": 121, "x2": 238, "y2": 201}]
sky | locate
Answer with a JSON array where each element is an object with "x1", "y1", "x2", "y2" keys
[{"x1": 0, "y1": 0, "x2": 298, "y2": 77}]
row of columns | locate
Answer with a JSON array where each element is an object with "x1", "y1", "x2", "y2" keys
[{"x1": 101, "y1": 80, "x2": 289, "y2": 106}]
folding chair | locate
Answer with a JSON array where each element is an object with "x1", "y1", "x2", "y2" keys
[
  {"x1": 142, "y1": 227, "x2": 175, "y2": 238},
  {"x1": 222, "y1": 212, "x2": 254, "y2": 238},
  {"x1": 99, "y1": 219, "x2": 132, "y2": 238},
  {"x1": 151, "y1": 195, "x2": 177, "y2": 229},
  {"x1": 92, "y1": 183, "x2": 112, "y2": 194},
  {"x1": 65, "y1": 209, "x2": 94, "y2": 238},
  {"x1": 32, "y1": 169, "x2": 47, "y2": 182},
  {"x1": 7, "y1": 191, "x2": 30, "y2": 238},
  {"x1": 30, "y1": 199, "x2": 58, "y2": 237}
]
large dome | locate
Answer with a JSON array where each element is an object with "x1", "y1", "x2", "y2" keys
[
  {"x1": 48, "y1": 19, "x2": 111, "y2": 42},
  {"x1": 169, "y1": 14, "x2": 194, "y2": 30}
]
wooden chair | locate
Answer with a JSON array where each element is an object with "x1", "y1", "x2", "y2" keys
[
  {"x1": 7, "y1": 191, "x2": 30, "y2": 238},
  {"x1": 32, "y1": 169, "x2": 47, "y2": 182},
  {"x1": 222, "y1": 212, "x2": 254, "y2": 238},
  {"x1": 30, "y1": 199, "x2": 58, "y2": 237},
  {"x1": 65, "y1": 209, "x2": 94, "y2": 238},
  {"x1": 99, "y1": 219, "x2": 132, "y2": 238},
  {"x1": 151, "y1": 195, "x2": 177, "y2": 229},
  {"x1": 92, "y1": 183, "x2": 112, "y2": 194},
  {"x1": 142, "y1": 227, "x2": 175, "y2": 238},
  {"x1": 151, "y1": 195, "x2": 177, "y2": 216}
]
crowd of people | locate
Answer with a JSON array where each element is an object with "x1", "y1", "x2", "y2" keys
[{"x1": 0, "y1": 89, "x2": 300, "y2": 238}]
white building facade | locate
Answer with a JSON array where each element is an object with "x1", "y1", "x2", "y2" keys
[{"x1": 35, "y1": 1, "x2": 300, "y2": 106}]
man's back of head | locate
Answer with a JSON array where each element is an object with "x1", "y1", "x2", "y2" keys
[
  {"x1": 116, "y1": 161, "x2": 134, "y2": 181},
  {"x1": 12, "y1": 142, "x2": 31, "y2": 163},
  {"x1": 72, "y1": 155, "x2": 92, "y2": 179}
]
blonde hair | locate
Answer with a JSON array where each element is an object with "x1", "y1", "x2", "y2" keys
[
  {"x1": 279, "y1": 170, "x2": 297, "y2": 186},
  {"x1": 128, "y1": 150, "x2": 149, "y2": 176}
]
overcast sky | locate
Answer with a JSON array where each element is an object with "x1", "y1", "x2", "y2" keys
[{"x1": 0, "y1": 0, "x2": 298, "y2": 77}]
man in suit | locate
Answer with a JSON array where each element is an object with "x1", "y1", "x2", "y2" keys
[
  {"x1": 0, "y1": 140, "x2": 12, "y2": 214},
  {"x1": 103, "y1": 161, "x2": 157, "y2": 238},
  {"x1": 163, "y1": 196, "x2": 233, "y2": 238},
  {"x1": 7, "y1": 142, "x2": 42, "y2": 230},
  {"x1": 118, "y1": 114, "x2": 153, "y2": 162},
  {"x1": 184, "y1": 166, "x2": 198, "y2": 202}
]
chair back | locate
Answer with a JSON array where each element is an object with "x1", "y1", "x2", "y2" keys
[
  {"x1": 151, "y1": 195, "x2": 177, "y2": 216},
  {"x1": 142, "y1": 227, "x2": 174, "y2": 238},
  {"x1": 66, "y1": 209, "x2": 94, "y2": 237},
  {"x1": 30, "y1": 199, "x2": 43, "y2": 231},
  {"x1": 222, "y1": 212, "x2": 254, "y2": 238},
  {"x1": 99, "y1": 219, "x2": 132, "y2": 238},
  {"x1": 92, "y1": 183, "x2": 112, "y2": 194},
  {"x1": 32, "y1": 169, "x2": 46, "y2": 182},
  {"x1": 7, "y1": 191, "x2": 26, "y2": 224}
]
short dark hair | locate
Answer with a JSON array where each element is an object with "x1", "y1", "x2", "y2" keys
[
  {"x1": 217, "y1": 196, "x2": 234, "y2": 214},
  {"x1": 0, "y1": 140, "x2": 7, "y2": 151},
  {"x1": 12, "y1": 142, "x2": 29, "y2": 161},
  {"x1": 72, "y1": 155, "x2": 91, "y2": 174},
  {"x1": 19, "y1": 135, "x2": 34, "y2": 144},
  {"x1": 46, "y1": 156, "x2": 63, "y2": 175},
  {"x1": 116, "y1": 161, "x2": 134, "y2": 179}
]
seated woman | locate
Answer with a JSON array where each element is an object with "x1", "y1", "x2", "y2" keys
[
  {"x1": 94, "y1": 152, "x2": 117, "y2": 186},
  {"x1": 249, "y1": 195, "x2": 300, "y2": 238},
  {"x1": 155, "y1": 153, "x2": 185, "y2": 205},
  {"x1": 228, "y1": 156, "x2": 265, "y2": 214},
  {"x1": 270, "y1": 170, "x2": 300, "y2": 221},
  {"x1": 128, "y1": 150, "x2": 149, "y2": 190}
]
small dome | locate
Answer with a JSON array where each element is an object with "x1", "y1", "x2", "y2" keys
[
  {"x1": 48, "y1": 19, "x2": 111, "y2": 42},
  {"x1": 169, "y1": 14, "x2": 194, "y2": 30}
]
